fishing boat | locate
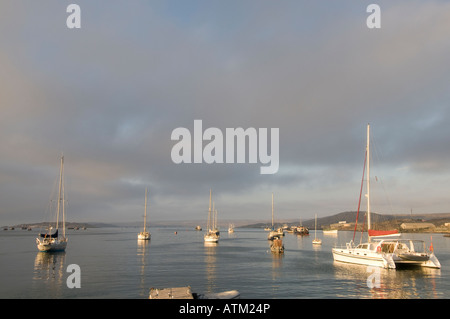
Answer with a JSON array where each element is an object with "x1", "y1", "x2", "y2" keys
[
  {"x1": 138, "y1": 188, "x2": 151, "y2": 240},
  {"x1": 36, "y1": 155, "x2": 68, "y2": 252},
  {"x1": 268, "y1": 193, "x2": 284, "y2": 240},
  {"x1": 312, "y1": 214, "x2": 322, "y2": 245},
  {"x1": 204, "y1": 190, "x2": 219, "y2": 243},
  {"x1": 332, "y1": 125, "x2": 397, "y2": 268}
]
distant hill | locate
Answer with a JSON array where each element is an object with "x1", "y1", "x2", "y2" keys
[{"x1": 241, "y1": 211, "x2": 450, "y2": 230}]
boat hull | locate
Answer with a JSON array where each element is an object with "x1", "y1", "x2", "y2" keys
[
  {"x1": 393, "y1": 252, "x2": 441, "y2": 268},
  {"x1": 204, "y1": 234, "x2": 219, "y2": 243},
  {"x1": 138, "y1": 232, "x2": 151, "y2": 240},
  {"x1": 36, "y1": 238, "x2": 67, "y2": 252},
  {"x1": 332, "y1": 248, "x2": 395, "y2": 269}
]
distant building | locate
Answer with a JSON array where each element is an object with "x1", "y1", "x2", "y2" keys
[
  {"x1": 400, "y1": 223, "x2": 435, "y2": 231},
  {"x1": 330, "y1": 222, "x2": 352, "y2": 230}
]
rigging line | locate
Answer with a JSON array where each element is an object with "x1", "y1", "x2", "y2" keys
[
  {"x1": 370, "y1": 130, "x2": 395, "y2": 216},
  {"x1": 353, "y1": 150, "x2": 367, "y2": 243}
]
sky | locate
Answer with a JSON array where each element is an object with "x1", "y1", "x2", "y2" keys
[{"x1": 1, "y1": 0, "x2": 450, "y2": 225}]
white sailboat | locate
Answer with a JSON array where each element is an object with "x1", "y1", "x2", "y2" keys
[
  {"x1": 138, "y1": 188, "x2": 151, "y2": 240},
  {"x1": 204, "y1": 189, "x2": 219, "y2": 243},
  {"x1": 268, "y1": 193, "x2": 284, "y2": 240},
  {"x1": 312, "y1": 214, "x2": 322, "y2": 245},
  {"x1": 332, "y1": 124, "x2": 440, "y2": 269},
  {"x1": 36, "y1": 155, "x2": 68, "y2": 252},
  {"x1": 332, "y1": 124, "x2": 396, "y2": 268}
]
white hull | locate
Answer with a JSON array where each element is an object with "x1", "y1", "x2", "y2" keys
[
  {"x1": 138, "y1": 232, "x2": 151, "y2": 240},
  {"x1": 204, "y1": 234, "x2": 219, "y2": 243},
  {"x1": 36, "y1": 238, "x2": 67, "y2": 252},
  {"x1": 332, "y1": 248, "x2": 395, "y2": 269},
  {"x1": 268, "y1": 230, "x2": 284, "y2": 240},
  {"x1": 392, "y1": 253, "x2": 441, "y2": 268},
  {"x1": 332, "y1": 243, "x2": 396, "y2": 269},
  {"x1": 312, "y1": 239, "x2": 322, "y2": 245},
  {"x1": 382, "y1": 239, "x2": 441, "y2": 268}
]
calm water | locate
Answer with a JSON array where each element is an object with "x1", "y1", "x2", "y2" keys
[{"x1": 1, "y1": 227, "x2": 450, "y2": 299}]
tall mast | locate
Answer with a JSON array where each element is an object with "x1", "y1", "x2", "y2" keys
[
  {"x1": 61, "y1": 156, "x2": 65, "y2": 238},
  {"x1": 144, "y1": 188, "x2": 148, "y2": 233},
  {"x1": 271, "y1": 193, "x2": 274, "y2": 228},
  {"x1": 366, "y1": 124, "x2": 371, "y2": 231},
  {"x1": 212, "y1": 201, "x2": 215, "y2": 230},
  {"x1": 56, "y1": 155, "x2": 64, "y2": 231},
  {"x1": 207, "y1": 189, "x2": 212, "y2": 232}
]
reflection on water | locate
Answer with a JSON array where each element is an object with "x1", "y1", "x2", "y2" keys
[
  {"x1": 137, "y1": 239, "x2": 150, "y2": 297},
  {"x1": 333, "y1": 261, "x2": 442, "y2": 298},
  {"x1": 204, "y1": 242, "x2": 218, "y2": 294},
  {"x1": 33, "y1": 252, "x2": 66, "y2": 298}
]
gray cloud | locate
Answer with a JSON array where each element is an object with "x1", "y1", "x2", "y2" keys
[{"x1": 1, "y1": 1, "x2": 450, "y2": 225}]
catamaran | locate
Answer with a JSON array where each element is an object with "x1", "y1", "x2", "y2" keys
[
  {"x1": 332, "y1": 124, "x2": 440, "y2": 269},
  {"x1": 138, "y1": 188, "x2": 151, "y2": 240},
  {"x1": 36, "y1": 155, "x2": 68, "y2": 252}
]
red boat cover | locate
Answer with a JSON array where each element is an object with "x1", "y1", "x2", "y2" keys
[{"x1": 368, "y1": 229, "x2": 399, "y2": 237}]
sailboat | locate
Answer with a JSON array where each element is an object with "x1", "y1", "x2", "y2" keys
[
  {"x1": 332, "y1": 124, "x2": 397, "y2": 268},
  {"x1": 332, "y1": 124, "x2": 440, "y2": 269},
  {"x1": 36, "y1": 155, "x2": 68, "y2": 252},
  {"x1": 138, "y1": 188, "x2": 151, "y2": 240},
  {"x1": 268, "y1": 193, "x2": 284, "y2": 240},
  {"x1": 312, "y1": 214, "x2": 322, "y2": 245},
  {"x1": 204, "y1": 189, "x2": 219, "y2": 243}
]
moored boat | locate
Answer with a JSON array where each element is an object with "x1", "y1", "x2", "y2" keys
[
  {"x1": 137, "y1": 188, "x2": 151, "y2": 241},
  {"x1": 36, "y1": 155, "x2": 68, "y2": 252},
  {"x1": 267, "y1": 193, "x2": 284, "y2": 240},
  {"x1": 332, "y1": 124, "x2": 440, "y2": 269},
  {"x1": 204, "y1": 190, "x2": 219, "y2": 243}
]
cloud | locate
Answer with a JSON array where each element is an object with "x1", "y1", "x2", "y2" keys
[{"x1": 1, "y1": 1, "x2": 450, "y2": 225}]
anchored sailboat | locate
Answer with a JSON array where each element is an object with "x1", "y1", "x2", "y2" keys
[
  {"x1": 138, "y1": 188, "x2": 151, "y2": 240},
  {"x1": 268, "y1": 193, "x2": 283, "y2": 240},
  {"x1": 36, "y1": 155, "x2": 68, "y2": 252},
  {"x1": 204, "y1": 189, "x2": 219, "y2": 243},
  {"x1": 332, "y1": 124, "x2": 396, "y2": 268},
  {"x1": 332, "y1": 124, "x2": 440, "y2": 269},
  {"x1": 312, "y1": 214, "x2": 322, "y2": 245}
]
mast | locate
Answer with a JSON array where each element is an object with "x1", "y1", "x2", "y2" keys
[
  {"x1": 56, "y1": 155, "x2": 64, "y2": 232},
  {"x1": 271, "y1": 193, "x2": 274, "y2": 228},
  {"x1": 207, "y1": 189, "x2": 212, "y2": 232},
  {"x1": 61, "y1": 156, "x2": 65, "y2": 238},
  {"x1": 144, "y1": 188, "x2": 148, "y2": 233},
  {"x1": 212, "y1": 201, "x2": 215, "y2": 230},
  {"x1": 315, "y1": 214, "x2": 317, "y2": 239},
  {"x1": 366, "y1": 124, "x2": 371, "y2": 232}
]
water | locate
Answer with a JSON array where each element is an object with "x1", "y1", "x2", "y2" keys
[{"x1": 1, "y1": 227, "x2": 450, "y2": 299}]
